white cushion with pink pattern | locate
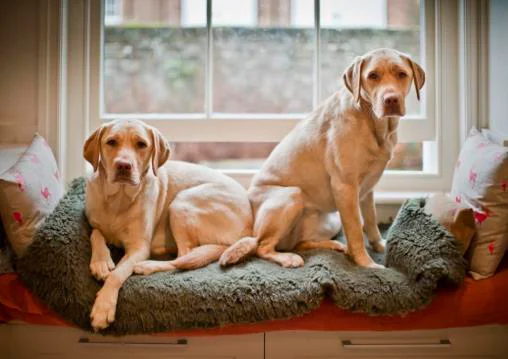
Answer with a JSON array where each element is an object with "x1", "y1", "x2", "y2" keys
[
  {"x1": 451, "y1": 127, "x2": 508, "y2": 279},
  {"x1": 0, "y1": 134, "x2": 64, "y2": 256}
]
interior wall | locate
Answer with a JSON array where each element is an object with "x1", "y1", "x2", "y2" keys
[
  {"x1": 489, "y1": 0, "x2": 508, "y2": 137},
  {"x1": 0, "y1": 1, "x2": 41, "y2": 144}
]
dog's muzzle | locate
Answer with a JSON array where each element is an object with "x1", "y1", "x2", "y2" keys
[
  {"x1": 381, "y1": 94, "x2": 404, "y2": 117},
  {"x1": 113, "y1": 160, "x2": 137, "y2": 184}
]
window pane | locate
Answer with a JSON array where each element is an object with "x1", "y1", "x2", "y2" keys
[
  {"x1": 319, "y1": 0, "x2": 422, "y2": 115},
  {"x1": 173, "y1": 142, "x2": 278, "y2": 170},
  {"x1": 103, "y1": 0, "x2": 206, "y2": 114},
  {"x1": 212, "y1": 0, "x2": 314, "y2": 113},
  {"x1": 388, "y1": 142, "x2": 422, "y2": 171},
  {"x1": 213, "y1": 0, "x2": 257, "y2": 26},
  {"x1": 172, "y1": 142, "x2": 421, "y2": 171}
]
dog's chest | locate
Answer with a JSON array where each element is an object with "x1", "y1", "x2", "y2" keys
[
  {"x1": 87, "y1": 194, "x2": 147, "y2": 248},
  {"x1": 358, "y1": 135, "x2": 395, "y2": 194},
  {"x1": 363, "y1": 140, "x2": 392, "y2": 167},
  {"x1": 89, "y1": 206, "x2": 135, "y2": 247}
]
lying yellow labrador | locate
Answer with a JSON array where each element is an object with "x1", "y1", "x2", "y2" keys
[
  {"x1": 220, "y1": 48, "x2": 425, "y2": 269},
  {"x1": 84, "y1": 119, "x2": 253, "y2": 331}
]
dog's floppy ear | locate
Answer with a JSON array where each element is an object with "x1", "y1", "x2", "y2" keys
[
  {"x1": 402, "y1": 55, "x2": 425, "y2": 101},
  {"x1": 149, "y1": 127, "x2": 171, "y2": 176},
  {"x1": 342, "y1": 56, "x2": 365, "y2": 103},
  {"x1": 83, "y1": 126, "x2": 105, "y2": 172}
]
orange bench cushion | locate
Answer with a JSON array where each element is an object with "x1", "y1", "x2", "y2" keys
[{"x1": 1, "y1": 257, "x2": 507, "y2": 336}]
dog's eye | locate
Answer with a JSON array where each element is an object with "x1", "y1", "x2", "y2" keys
[
  {"x1": 398, "y1": 71, "x2": 408, "y2": 79},
  {"x1": 137, "y1": 141, "x2": 147, "y2": 149},
  {"x1": 368, "y1": 72, "x2": 379, "y2": 80},
  {"x1": 106, "y1": 139, "x2": 117, "y2": 146}
]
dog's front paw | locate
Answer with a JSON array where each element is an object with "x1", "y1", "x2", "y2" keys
[
  {"x1": 365, "y1": 261, "x2": 385, "y2": 269},
  {"x1": 370, "y1": 239, "x2": 386, "y2": 253},
  {"x1": 278, "y1": 253, "x2": 305, "y2": 268},
  {"x1": 134, "y1": 260, "x2": 175, "y2": 275},
  {"x1": 354, "y1": 256, "x2": 385, "y2": 269},
  {"x1": 90, "y1": 257, "x2": 115, "y2": 281},
  {"x1": 90, "y1": 288, "x2": 117, "y2": 331},
  {"x1": 355, "y1": 259, "x2": 385, "y2": 269}
]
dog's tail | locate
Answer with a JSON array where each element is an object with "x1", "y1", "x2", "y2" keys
[{"x1": 219, "y1": 236, "x2": 258, "y2": 267}]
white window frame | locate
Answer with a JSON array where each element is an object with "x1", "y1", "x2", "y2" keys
[{"x1": 56, "y1": 0, "x2": 483, "y2": 201}]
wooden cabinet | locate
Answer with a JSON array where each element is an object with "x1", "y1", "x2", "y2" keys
[
  {"x1": 0, "y1": 324, "x2": 264, "y2": 359},
  {"x1": 265, "y1": 327, "x2": 508, "y2": 359},
  {"x1": 2, "y1": 324, "x2": 508, "y2": 359}
]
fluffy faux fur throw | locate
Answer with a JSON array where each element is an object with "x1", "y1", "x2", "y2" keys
[{"x1": 17, "y1": 178, "x2": 466, "y2": 335}]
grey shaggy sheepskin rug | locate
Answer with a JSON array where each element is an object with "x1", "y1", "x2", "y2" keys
[{"x1": 16, "y1": 178, "x2": 466, "y2": 336}]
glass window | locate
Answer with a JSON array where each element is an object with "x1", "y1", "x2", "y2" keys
[
  {"x1": 103, "y1": 0, "x2": 206, "y2": 113},
  {"x1": 212, "y1": 0, "x2": 313, "y2": 113},
  {"x1": 170, "y1": 142, "x2": 421, "y2": 171},
  {"x1": 319, "y1": 0, "x2": 421, "y2": 115},
  {"x1": 102, "y1": 0, "x2": 424, "y2": 171}
]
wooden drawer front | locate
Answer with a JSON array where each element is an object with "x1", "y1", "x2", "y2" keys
[
  {"x1": 0, "y1": 324, "x2": 264, "y2": 359},
  {"x1": 265, "y1": 326, "x2": 508, "y2": 359}
]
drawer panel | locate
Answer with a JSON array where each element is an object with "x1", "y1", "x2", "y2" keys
[
  {"x1": 0, "y1": 323, "x2": 263, "y2": 359},
  {"x1": 265, "y1": 326, "x2": 508, "y2": 359}
]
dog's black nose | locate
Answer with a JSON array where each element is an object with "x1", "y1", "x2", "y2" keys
[
  {"x1": 383, "y1": 95, "x2": 399, "y2": 106},
  {"x1": 116, "y1": 161, "x2": 132, "y2": 171}
]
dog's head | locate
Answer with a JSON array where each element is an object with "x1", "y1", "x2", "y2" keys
[
  {"x1": 343, "y1": 48, "x2": 425, "y2": 118},
  {"x1": 83, "y1": 119, "x2": 170, "y2": 186}
]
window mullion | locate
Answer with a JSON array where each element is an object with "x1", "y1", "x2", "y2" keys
[
  {"x1": 313, "y1": 0, "x2": 321, "y2": 108},
  {"x1": 205, "y1": 0, "x2": 213, "y2": 118}
]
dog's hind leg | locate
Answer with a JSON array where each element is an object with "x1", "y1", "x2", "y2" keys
[
  {"x1": 295, "y1": 211, "x2": 344, "y2": 253},
  {"x1": 250, "y1": 186, "x2": 305, "y2": 268},
  {"x1": 134, "y1": 244, "x2": 227, "y2": 275}
]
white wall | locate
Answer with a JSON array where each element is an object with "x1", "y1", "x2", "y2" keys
[
  {"x1": 0, "y1": 1, "x2": 40, "y2": 144},
  {"x1": 489, "y1": 0, "x2": 508, "y2": 137},
  {"x1": 0, "y1": 0, "x2": 61, "y2": 164}
]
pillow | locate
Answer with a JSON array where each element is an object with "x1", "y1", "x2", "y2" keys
[
  {"x1": 0, "y1": 220, "x2": 15, "y2": 274},
  {"x1": 0, "y1": 145, "x2": 27, "y2": 174},
  {"x1": 424, "y1": 193, "x2": 476, "y2": 255},
  {"x1": 451, "y1": 127, "x2": 508, "y2": 279},
  {"x1": 0, "y1": 134, "x2": 64, "y2": 256}
]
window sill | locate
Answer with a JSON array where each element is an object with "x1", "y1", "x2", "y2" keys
[
  {"x1": 224, "y1": 170, "x2": 440, "y2": 204},
  {"x1": 374, "y1": 191, "x2": 438, "y2": 204}
]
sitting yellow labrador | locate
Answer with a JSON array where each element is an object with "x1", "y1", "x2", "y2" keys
[
  {"x1": 220, "y1": 48, "x2": 425, "y2": 269},
  {"x1": 84, "y1": 119, "x2": 253, "y2": 331}
]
